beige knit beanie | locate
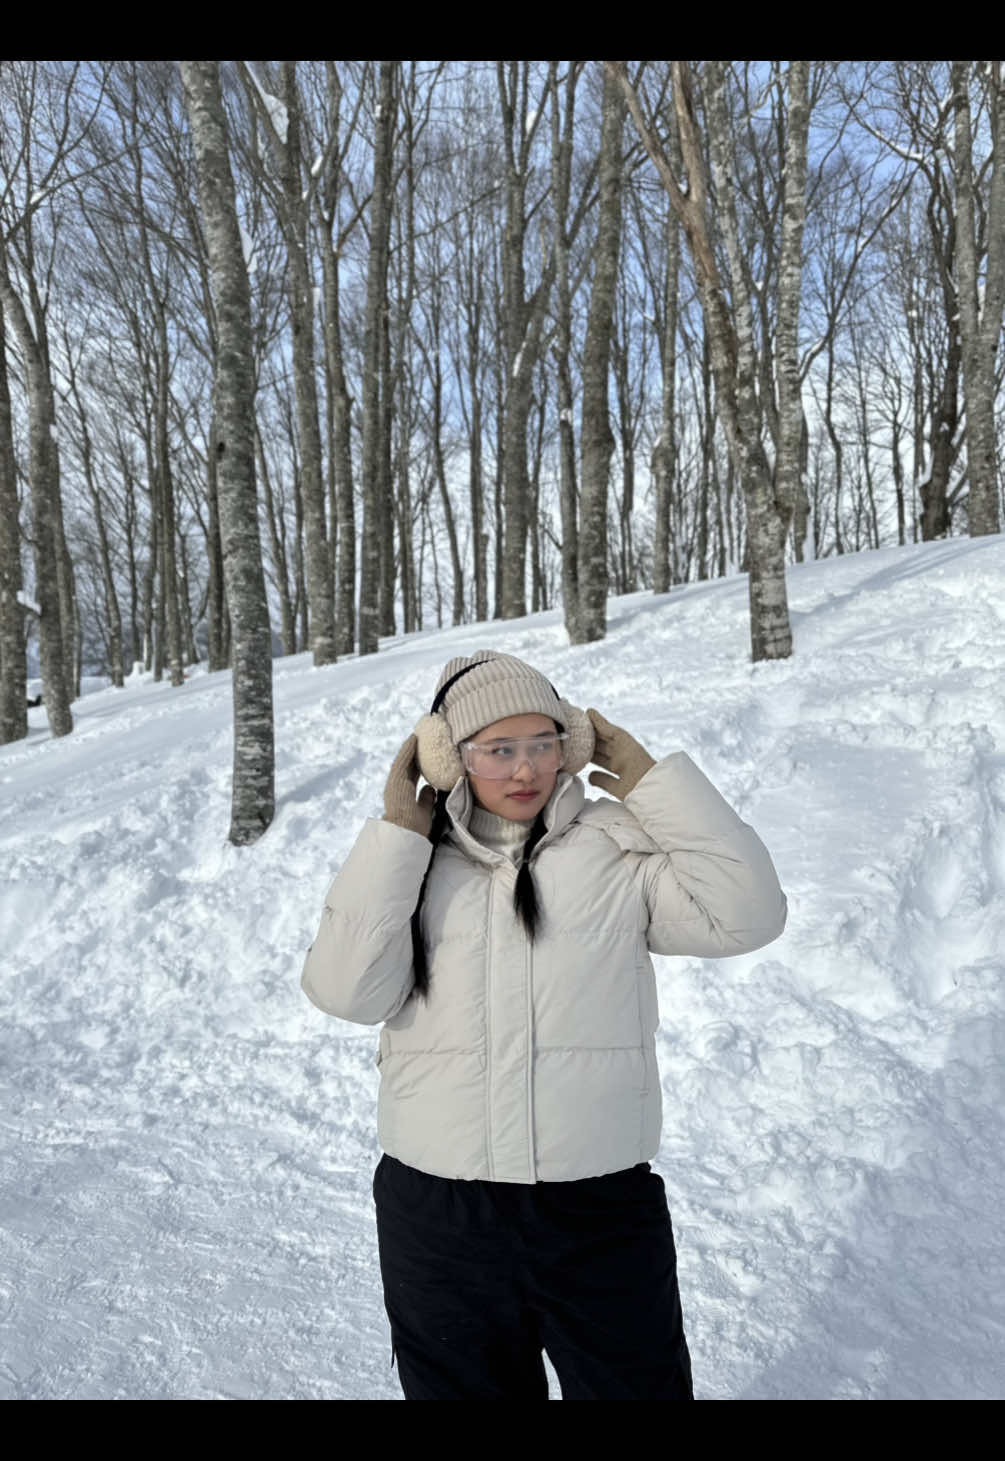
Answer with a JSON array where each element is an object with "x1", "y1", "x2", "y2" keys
[{"x1": 414, "y1": 650, "x2": 595, "y2": 792}]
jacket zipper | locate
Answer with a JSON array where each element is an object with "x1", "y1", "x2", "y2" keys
[{"x1": 485, "y1": 866, "x2": 496, "y2": 1180}]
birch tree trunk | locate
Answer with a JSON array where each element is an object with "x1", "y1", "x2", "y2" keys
[
  {"x1": 550, "y1": 61, "x2": 580, "y2": 634},
  {"x1": 498, "y1": 62, "x2": 555, "y2": 621},
  {"x1": 283, "y1": 63, "x2": 335, "y2": 663},
  {"x1": 0, "y1": 299, "x2": 28, "y2": 743},
  {"x1": 572, "y1": 66, "x2": 624, "y2": 644},
  {"x1": 703, "y1": 61, "x2": 792, "y2": 660},
  {"x1": 180, "y1": 59, "x2": 274, "y2": 845},
  {"x1": 316, "y1": 60, "x2": 359, "y2": 657},
  {"x1": 464, "y1": 243, "x2": 488, "y2": 623},
  {"x1": 0, "y1": 253, "x2": 74, "y2": 734},
  {"x1": 154, "y1": 314, "x2": 184, "y2": 685},
  {"x1": 358, "y1": 61, "x2": 395, "y2": 655},
  {"x1": 652, "y1": 174, "x2": 681, "y2": 593},
  {"x1": 255, "y1": 423, "x2": 296, "y2": 654},
  {"x1": 774, "y1": 62, "x2": 810, "y2": 536},
  {"x1": 953, "y1": 59, "x2": 1005, "y2": 537},
  {"x1": 205, "y1": 408, "x2": 227, "y2": 670}
]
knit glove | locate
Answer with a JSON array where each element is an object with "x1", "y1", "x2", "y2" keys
[
  {"x1": 383, "y1": 733, "x2": 437, "y2": 837},
  {"x1": 586, "y1": 708, "x2": 657, "y2": 802}
]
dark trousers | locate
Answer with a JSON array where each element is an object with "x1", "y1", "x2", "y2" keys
[{"x1": 372, "y1": 1153, "x2": 694, "y2": 1400}]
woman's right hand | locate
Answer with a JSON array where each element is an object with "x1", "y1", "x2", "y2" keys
[{"x1": 383, "y1": 733, "x2": 437, "y2": 837}]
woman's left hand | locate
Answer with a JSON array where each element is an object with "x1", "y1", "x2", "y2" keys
[{"x1": 586, "y1": 708, "x2": 656, "y2": 801}]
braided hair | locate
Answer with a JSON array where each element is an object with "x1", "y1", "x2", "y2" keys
[{"x1": 409, "y1": 781, "x2": 553, "y2": 1004}]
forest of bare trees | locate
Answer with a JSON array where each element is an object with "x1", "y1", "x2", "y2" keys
[{"x1": 2, "y1": 61, "x2": 1003, "y2": 840}]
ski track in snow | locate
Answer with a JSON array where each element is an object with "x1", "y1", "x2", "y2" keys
[{"x1": 1, "y1": 536, "x2": 1004, "y2": 1398}]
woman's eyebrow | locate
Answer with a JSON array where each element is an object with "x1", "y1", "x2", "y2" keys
[{"x1": 482, "y1": 729, "x2": 555, "y2": 742}]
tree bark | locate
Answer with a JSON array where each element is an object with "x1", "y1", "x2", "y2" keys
[
  {"x1": 0, "y1": 299, "x2": 28, "y2": 743},
  {"x1": 550, "y1": 61, "x2": 580, "y2": 630},
  {"x1": 651, "y1": 178, "x2": 680, "y2": 593},
  {"x1": 0, "y1": 252, "x2": 74, "y2": 733},
  {"x1": 953, "y1": 60, "x2": 1005, "y2": 537},
  {"x1": 204, "y1": 407, "x2": 227, "y2": 670},
  {"x1": 775, "y1": 61, "x2": 810, "y2": 537},
  {"x1": 256, "y1": 422, "x2": 295, "y2": 654},
  {"x1": 181, "y1": 59, "x2": 274, "y2": 845},
  {"x1": 572, "y1": 66, "x2": 624, "y2": 644},
  {"x1": 498, "y1": 62, "x2": 555, "y2": 620},
  {"x1": 315, "y1": 63, "x2": 357, "y2": 657},
  {"x1": 358, "y1": 61, "x2": 396, "y2": 655}
]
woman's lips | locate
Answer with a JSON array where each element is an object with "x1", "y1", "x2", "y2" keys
[{"x1": 508, "y1": 790, "x2": 539, "y2": 799}]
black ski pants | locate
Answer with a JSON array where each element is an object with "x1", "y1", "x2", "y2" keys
[{"x1": 373, "y1": 1152, "x2": 694, "y2": 1400}]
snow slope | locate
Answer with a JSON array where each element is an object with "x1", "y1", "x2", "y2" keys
[{"x1": 2, "y1": 535, "x2": 1003, "y2": 1399}]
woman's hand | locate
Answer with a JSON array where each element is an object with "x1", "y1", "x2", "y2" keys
[
  {"x1": 383, "y1": 734, "x2": 437, "y2": 837},
  {"x1": 586, "y1": 709, "x2": 656, "y2": 802}
]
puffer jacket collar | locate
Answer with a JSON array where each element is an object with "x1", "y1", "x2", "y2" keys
[{"x1": 443, "y1": 771, "x2": 586, "y2": 868}]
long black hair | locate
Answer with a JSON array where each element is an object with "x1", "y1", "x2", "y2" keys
[{"x1": 409, "y1": 788, "x2": 551, "y2": 1004}]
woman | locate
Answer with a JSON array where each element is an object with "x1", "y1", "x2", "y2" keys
[{"x1": 301, "y1": 650, "x2": 787, "y2": 1400}]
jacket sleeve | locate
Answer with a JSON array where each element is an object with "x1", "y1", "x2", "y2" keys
[
  {"x1": 300, "y1": 817, "x2": 434, "y2": 1024},
  {"x1": 622, "y1": 752, "x2": 788, "y2": 958}
]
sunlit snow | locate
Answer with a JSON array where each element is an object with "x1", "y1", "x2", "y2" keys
[{"x1": 1, "y1": 536, "x2": 1003, "y2": 1399}]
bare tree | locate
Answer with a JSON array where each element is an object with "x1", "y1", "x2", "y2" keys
[
  {"x1": 312, "y1": 61, "x2": 369, "y2": 657},
  {"x1": 570, "y1": 65, "x2": 625, "y2": 643},
  {"x1": 611, "y1": 60, "x2": 810, "y2": 661},
  {"x1": 498, "y1": 61, "x2": 556, "y2": 620},
  {"x1": 239, "y1": 60, "x2": 336, "y2": 667},
  {"x1": 180, "y1": 59, "x2": 274, "y2": 845},
  {"x1": 55, "y1": 308, "x2": 125, "y2": 686},
  {"x1": 0, "y1": 61, "x2": 107, "y2": 732},
  {"x1": 0, "y1": 298, "x2": 28, "y2": 742},
  {"x1": 952, "y1": 59, "x2": 1005, "y2": 536},
  {"x1": 358, "y1": 61, "x2": 396, "y2": 655}
]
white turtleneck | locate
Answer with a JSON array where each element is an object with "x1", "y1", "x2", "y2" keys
[{"x1": 468, "y1": 804, "x2": 533, "y2": 864}]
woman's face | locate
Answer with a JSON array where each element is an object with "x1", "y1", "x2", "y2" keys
[{"x1": 464, "y1": 714, "x2": 560, "y2": 821}]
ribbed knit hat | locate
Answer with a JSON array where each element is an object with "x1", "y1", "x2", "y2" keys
[{"x1": 414, "y1": 650, "x2": 595, "y2": 792}]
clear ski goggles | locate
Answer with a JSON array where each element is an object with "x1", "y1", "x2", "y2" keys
[{"x1": 460, "y1": 731, "x2": 569, "y2": 780}]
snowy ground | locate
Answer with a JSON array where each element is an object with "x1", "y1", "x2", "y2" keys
[{"x1": 2, "y1": 535, "x2": 1004, "y2": 1400}]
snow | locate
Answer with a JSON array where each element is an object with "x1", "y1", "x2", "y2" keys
[
  {"x1": 16, "y1": 589, "x2": 41, "y2": 616},
  {"x1": 2, "y1": 535, "x2": 1004, "y2": 1399},
  {"x1": 238, "y1": 224, "x2": 256, "y2": 276},
  {"x1": 244, "y1": 65, "x2": 288, "y2": 146}
]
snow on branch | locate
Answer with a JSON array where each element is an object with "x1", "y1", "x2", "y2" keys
[{"x1": 243, "y1": 64, "x2": 289, "y2": 145}]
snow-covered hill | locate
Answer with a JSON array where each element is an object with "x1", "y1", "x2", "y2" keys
[{"x1": 2, "y1": 535, "x2": 1003, "y2": 1398}]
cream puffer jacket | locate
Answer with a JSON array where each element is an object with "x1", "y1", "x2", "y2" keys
[{"x1": 301, "y1": 752, "x2": 787, "y2": 1184}]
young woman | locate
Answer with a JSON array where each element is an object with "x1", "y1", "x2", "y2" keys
[{"x1": 302, "y1": 649, "x2": 787, "y2": 1400}]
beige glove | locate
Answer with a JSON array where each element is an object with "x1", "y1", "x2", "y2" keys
[
  {"x1": 383, "y1": 734, "x2": 437, "y2": 837},
  {"x1": 586, "y1": 708, "x2": 656, "y2": 801}
]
